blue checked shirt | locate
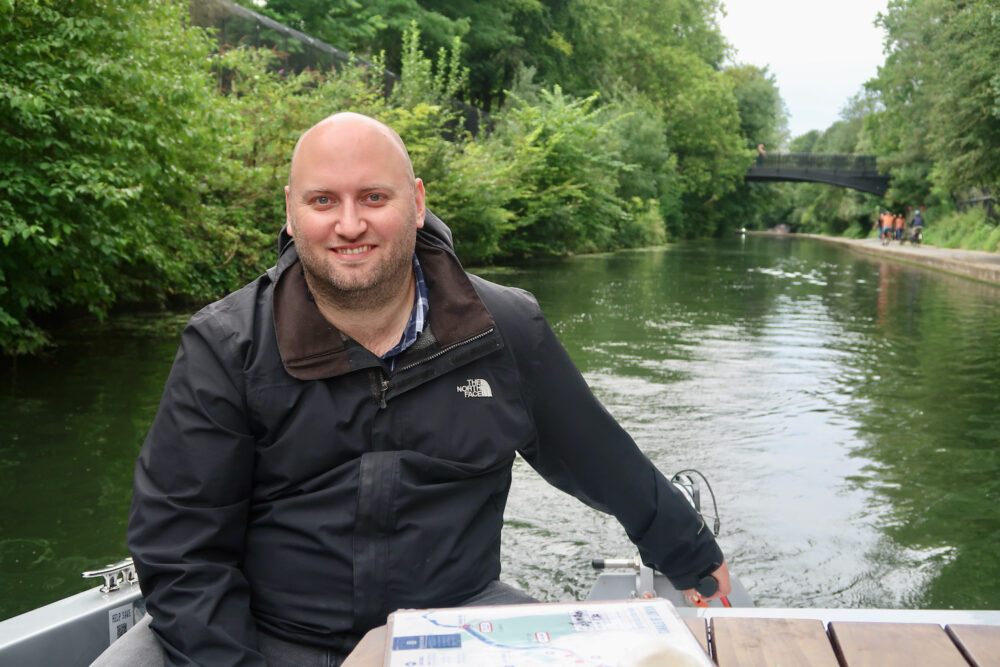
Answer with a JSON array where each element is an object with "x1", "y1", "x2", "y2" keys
[{"x1": 382, "y1": 254, "x2": 428, "y2": 371}]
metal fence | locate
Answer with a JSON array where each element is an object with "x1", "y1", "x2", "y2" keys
[
  {"x1": 190, "y1": 0, "x2": 372, "y2": 76},
  {"x1": 957, "y1": 190, "x2": 998, "y2": 221},
  {"x1": 188, "y1": 0, "x2": 486, "y2": 134}
]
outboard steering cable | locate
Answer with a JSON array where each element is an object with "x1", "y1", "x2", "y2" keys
[{"x1": 670, "y1": 469, "x2": 721, "y2": 537}]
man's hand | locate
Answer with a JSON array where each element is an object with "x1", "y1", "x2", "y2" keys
[{"x1": 681, "y1": 560, "x2": 731, "y2": 604}]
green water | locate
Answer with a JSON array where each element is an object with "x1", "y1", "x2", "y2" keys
[{"x1": 2, "y1": 236, "x2": 999, "y2": 620}]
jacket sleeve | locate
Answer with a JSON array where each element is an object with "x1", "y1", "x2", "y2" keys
[
  {"x1": 128, "y1": 307, "x2": 264, "y2": 667},
  {"x1": 510, "y1": 298, "x2": 724, "y2": 590}
]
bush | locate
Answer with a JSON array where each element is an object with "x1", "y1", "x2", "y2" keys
[
  {"x1": 490, "y1": 87, "x2": 629, "y2": 256},
  {"x1": 201, "y1": 47, "x2": 389, "y2": 292},
  {"x1": 0, "y1": 0, "x2": 222, "y2": 354},
  {"x1": 0, "y1": 9, "x2": 722, "y2": 355},
  {"x1": 926, "y1": 206, "x2": 998, "y2": 252}
]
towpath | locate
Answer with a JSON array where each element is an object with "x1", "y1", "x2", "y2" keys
[{"x1": 793, "y1": 234, "x2": 1000, "y2": 286}]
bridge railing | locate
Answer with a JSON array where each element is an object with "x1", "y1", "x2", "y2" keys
[{"x1": 754, "y1": 153, "x2": 881, "y2": 175}]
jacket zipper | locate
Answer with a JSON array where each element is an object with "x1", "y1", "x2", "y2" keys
[
  {"x1": 378, "y1": 374, "x2": 389, "y2": 409},
  {"x1": 394, "y1": 328, "x2": 495, "y2": 375},
  {"x1": 376, "y1": 328, "x2": 496, "y2": 409}
]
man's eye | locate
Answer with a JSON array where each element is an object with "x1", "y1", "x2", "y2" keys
[
  {"x1": 315, "y1": 196, "x2": 331, "y2": 205},
  {"x1": 366, "y1": 193, "x2": 383, "y2": 203}
]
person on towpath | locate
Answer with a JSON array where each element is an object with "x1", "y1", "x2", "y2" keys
[
  {"x1": 93, "y1": 112, "x2": 730, "y2": 667},
  {"x1": 878, "y1": 210, "x2": 893, "y2": 245},
  {"x1": 894, "y1": 212, "x2": 906, "y2": 242},
  {"x1": 908, "y1": 208, "x2": 925, "y2": 243}
]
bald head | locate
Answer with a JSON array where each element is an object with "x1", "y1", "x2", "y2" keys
[{"x1": 288, "y1": 112, "x2": 416, "y2": 189}]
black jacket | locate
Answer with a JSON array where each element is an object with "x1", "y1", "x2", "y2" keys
[{"x1": 128, "y1": 212, "x2": 723, "y2": 666}]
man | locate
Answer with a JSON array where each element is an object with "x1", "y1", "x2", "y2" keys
[
  {"x1": 880, "y1": 210, "x2": 894, "y2": 245},
  {"x1": 894, "y1": 212, "x2": 906, "y2": 242},
  {"x1": 101, "y1": 112, "x2": 729, "y2": 666},
  {"x1": 908, "y1": 208, "x2": 925, "y2": 244}
]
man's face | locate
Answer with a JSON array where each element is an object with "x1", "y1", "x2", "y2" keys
[{"x1": 284, "y1": 117, "x2": 425, "y2": 308}]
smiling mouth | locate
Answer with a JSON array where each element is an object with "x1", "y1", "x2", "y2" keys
[{"x1": 336, "y1": 245, "x2": 372, "y2": 256}]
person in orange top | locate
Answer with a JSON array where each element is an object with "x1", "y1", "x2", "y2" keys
[
  {"x1": 894, "y1": 213, "x2": 905, "y2": 241},
  {"x1": 879, "y1": 211, "x2": 893, "y2": 245}
]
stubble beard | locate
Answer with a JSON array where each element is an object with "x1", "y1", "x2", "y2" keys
[{"x1": 293, "y1": 219, "x2": 417, "y2": 314}]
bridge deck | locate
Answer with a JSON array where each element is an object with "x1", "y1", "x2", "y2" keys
[{"x1": 746, "y1": 153, "x2": 890, "y2": 196}]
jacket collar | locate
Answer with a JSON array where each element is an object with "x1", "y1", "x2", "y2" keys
[{"x1": 272, "y1": 225, "x2": 496, "y2": 381}]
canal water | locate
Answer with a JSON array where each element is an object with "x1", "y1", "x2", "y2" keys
[{"x1": 2, "y1": 235, "x2": 999, "y2": 620}]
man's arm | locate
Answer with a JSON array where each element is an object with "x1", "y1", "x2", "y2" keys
[
  {"x1": 129, "y1": 309, "x2": 263, "y2": 666},
  {"x1": 511, "y1": 304, "x2": 726, "y2": 591}
]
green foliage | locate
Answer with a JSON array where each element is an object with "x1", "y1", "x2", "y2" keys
[
  {"x1": 424, "y1": 136, "x2": 523, "y2": 263},
  {"x1": 238, "y1": 0, "x2": 388, "y2": 50},
  {"x1": 602, "y1": 85, "x2": 682, "y2": 231},
  {"x1": 0, "y1": 0, "x2": 222, "y2": 354},
  {"x1": 490, "y1": 87, "x2": 629, "y2": 256},
  {"x1": 778, "y1": 95, "x2": 883, "y2": 237},
  {"x1": 201, "y1": 46, "x2": 389, "y2": 290},
  {"x1": 390, "y1": 23, "x2": 468, "y2": 110},
  {"x1": 924, "y1": 207, "x2": 1000, "y2": 252},
  {"x1": 575, "y1": 0, "x2": 746, "y2": 238},
  {"x1": 724, "y1": 64, "x2": 788, "y2": 151},
  {"x1": 1, "y1": 0, "x2": 791, "y2": 354},
  {"x1": 780, "y1": 0, "x2": 1000, "y2": 240},
  {"x1": 868, "y1": 0, "x2": 1000, "y2": 197},
  {"x1": 789, "y1": 131, "x2": 821, "y2": 153},
  {"x1": 712, "y1": 64, "x2": 789, "y2": 232},
  {"x1": 236, "y1": 0, "x2": 465, "y2": 70}
]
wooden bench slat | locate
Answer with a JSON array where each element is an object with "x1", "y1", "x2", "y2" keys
[
  {"x1": 829, "y1": 622, "x2": 971, "y2": 667},
  {"x1": 684, "y1": 617, "x2": 709, "y2": 656},
  {"x1": 711, "y1": 617, "x2": 839, "y2": 667},
  {"x1": 946, "y1": 624, "x2": 1000, "y2": 667}
]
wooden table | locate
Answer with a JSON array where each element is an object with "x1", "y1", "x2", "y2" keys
[
  {"x1": 690, "y1": 617, "x2": 1000, "y2": 667},
  {"x1": 345, "y1": 616, "x2": 1000, "y2": 666}
]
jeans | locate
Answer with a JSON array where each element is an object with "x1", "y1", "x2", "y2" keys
[{"x1": 90, "y1": 580, "x2": 537, "y2": 666}]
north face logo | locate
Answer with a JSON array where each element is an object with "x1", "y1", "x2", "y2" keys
[{"x1": 457, "y1": 378, "x2": 493, "y2": 398}]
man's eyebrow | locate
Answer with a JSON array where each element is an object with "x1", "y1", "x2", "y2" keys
[
  {"x1": 300, "y1": 187, "x2": 335, "y2": 199},
  {"x1": 299, "y1": 184, "x2": 398, "y2": 197},
  {"x1": 358, "y1": 183, "x2": 398, "y2": 193}
]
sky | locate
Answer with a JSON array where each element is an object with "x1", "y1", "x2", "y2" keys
[{"x1": 717, "y1": 0, "x2": 890, "y2": 144}]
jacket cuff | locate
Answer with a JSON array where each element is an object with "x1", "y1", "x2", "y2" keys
[
  {"x1": 659, "y1": 540, "x2": 724, "y2": 590},
  {"x1": 633, "y1": 518, "x2": 725, "y2": 591}
]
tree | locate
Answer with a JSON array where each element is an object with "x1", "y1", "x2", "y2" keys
[
  {"x1": 786, "y1": 100, "x2": 880, "y2": 237},
  {"x1": 0, "y1": 0, "x2": 222, "y2": 354},
  {"x1": 233, "y1": 0, "x2": 468, "y2": 79},
  {"x1": 868, "y1": 0, "x2": 1000, "y2": 196},
  {"x1": 711, "y1": 64, "x2": 789, "y2": 232},
  {"x1": 725, "y1": 64, "x2": 787, "y2": 151}
]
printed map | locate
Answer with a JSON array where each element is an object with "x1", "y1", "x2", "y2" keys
[{"x1": 386, "y1": 599, "x2": 712, "y2": 666}]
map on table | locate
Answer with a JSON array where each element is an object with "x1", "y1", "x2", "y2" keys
[{"x1": 384, "y1": 598, "x2": 712, "y2": 666}]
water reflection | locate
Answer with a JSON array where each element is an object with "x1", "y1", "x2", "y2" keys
[
  {"x1": 481, "y1": 237, "x2": 1000, "y2": 610},
  {"x1": 1, "y1": 237, "x2": 999, "y2": 619},
  {"x1": 0, "y1": 313, "x2": 188, "y2": 619}
]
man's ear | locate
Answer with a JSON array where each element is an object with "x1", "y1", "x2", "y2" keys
[
  {"x1": 284, "y1": 185, "x2": 295, "y2": 237},
  {"x1": 414, "y1": 178, "x2": 426, "y2": 228}
]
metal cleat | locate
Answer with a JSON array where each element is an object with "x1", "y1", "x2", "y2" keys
[{"x1": 81, "y1": 558, "x2": 138, "y2": 594}]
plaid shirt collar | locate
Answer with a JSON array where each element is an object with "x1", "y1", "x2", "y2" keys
[{"x1": 381, "y1": 253, "x2": 428, "y2": 370}]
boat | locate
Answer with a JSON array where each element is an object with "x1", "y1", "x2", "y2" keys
[{"x1": 2, "y1": 473, "x2": 998, "y2": 665}]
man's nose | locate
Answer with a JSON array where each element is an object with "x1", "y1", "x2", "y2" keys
[{"x1": 334, "y1": 201, "x2": 367, "y2": 239}]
